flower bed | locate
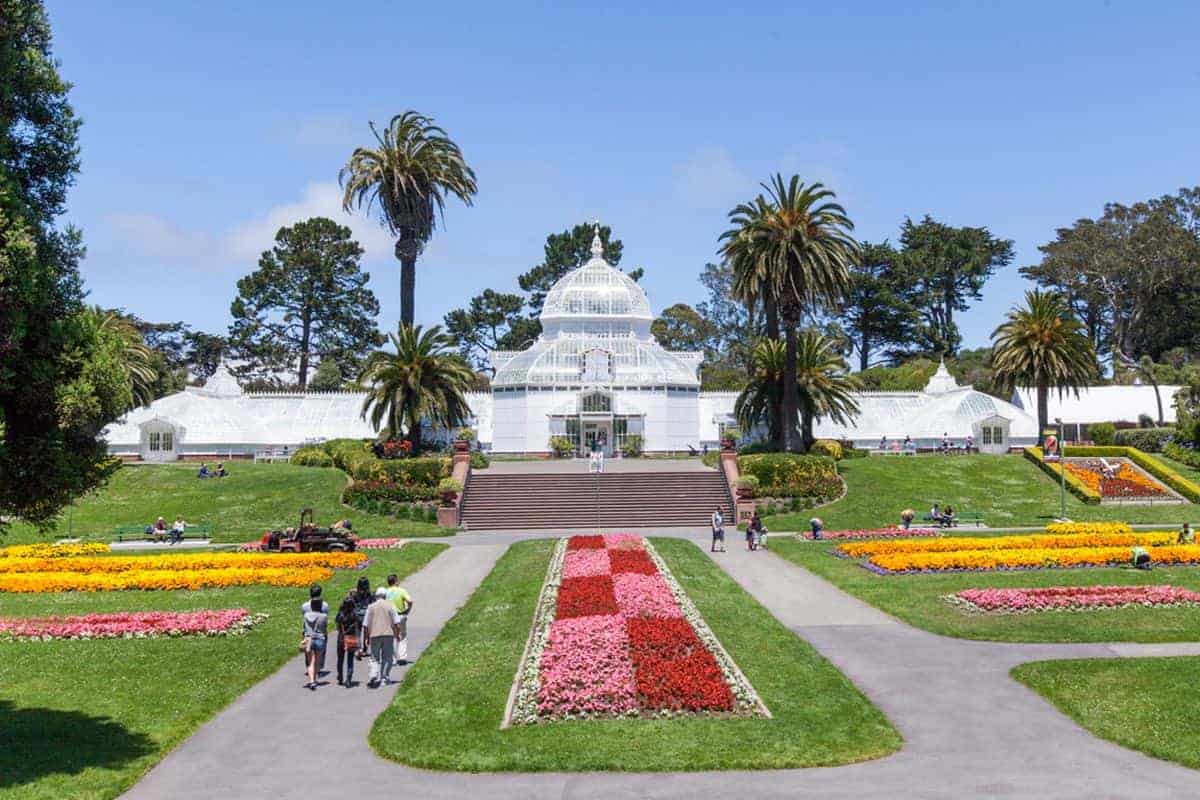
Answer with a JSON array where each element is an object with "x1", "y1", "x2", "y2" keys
[
  {"x1": 1064, "y1": 460, "x2": 1168, "y2": 498},
  {"x1": 1044, "y1": 522, "x2": 1132, "y2": 536},
  {"x1": 799, "y1": 527, "x2": 939, "y2": 541},
  {"x1": 238, "y1": 538, "x2": 403, "y2": 552},
  {"x1": 0, "y1": 542, "x2": 109, "y2": 559},
  {"x1": 866, "y1": 544, "x2": 1200, "y2": 574},
  {"x1": 947, "y1": 585, "x2": 1200, "y2": 613},
  {"x1": 838, "y1": 531, "x2": 1175, "y2": 560},
  {"x1": 0, "y1": 609, "x2": 269, "y2": 641},
  {"x1": 506, "y1": 534, "x2": 768, "y2": 725},
  {"x1": 0, "y1": 551, "x2": 367, "y2": 593}
]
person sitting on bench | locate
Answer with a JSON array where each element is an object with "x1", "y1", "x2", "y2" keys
[
  {"x1": 152, "y1": 516, "x2": 168, "y2": 542},
  {"x1": 169, "y1": 516, "x2": 187, "y2": 545},
  {"x1": 940, "y1": 506, "x2": 956, "y2": 527}
]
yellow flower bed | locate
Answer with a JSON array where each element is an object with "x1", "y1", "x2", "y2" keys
[
  {"x1": 0, "y1": 542, "x2": 110, "y2": 559},
  {"x1": 0, "y1": 566, "x2": 334, "y2": 593},
  {"x1": 0, "y1": 551, "x2": 367, "y2": 575},
  {"x1": 838, "y1": 531, "x2": 1173, "y2": 559},
  {"x1": 869, "y1": 544, "x2": 1200, "y2": 573},
  {"x1": 1043, "y1": 522, "x2": 1132, "y2": 536}
]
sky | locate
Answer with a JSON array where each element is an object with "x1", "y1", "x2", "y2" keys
[{"x1": 46, "y1": 0, "x2": 1200, "y2": 352}]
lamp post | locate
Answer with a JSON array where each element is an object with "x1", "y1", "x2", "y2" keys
[{"x1": 1055, "y1": 416, "x2": 1066, "y2": 520}]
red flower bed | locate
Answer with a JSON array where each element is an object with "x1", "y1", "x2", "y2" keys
[
  {"x1": 609, "y1": 548, "x2": 657, "y2": 575},
  {"x1": 555, "y1": 575, "x2": 619, "y2": 619},
  {"x1": 627, "y1": 617, "x2": 733, "y2": 711},
  {"x1": 567, "y1": 535, "x2": 606, "y2": 551}
]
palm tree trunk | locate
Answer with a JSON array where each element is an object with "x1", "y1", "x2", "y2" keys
[
  {"x1": 1037, "y1": 382, "x2": 1049, "y2": 437},
  {"x1": 800, "y1": 401, "x2": 815, "y2": 453},
  {"x1": 409, "y1": 418, "x2": 423, "y2": 453},
  {"x1": 783, "y1": 324, "x2": 800, "y2": 453},
  {"x1": 396, "y1": 235, "x2": 418, "y2": 327},
  {"x1": 765, "y1": 296, "x2": 784, "y2": 451}
]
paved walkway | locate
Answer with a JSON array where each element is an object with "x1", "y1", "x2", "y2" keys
[{"x1": 122, "y1": 531, "x2": 1200, "y2": 799}]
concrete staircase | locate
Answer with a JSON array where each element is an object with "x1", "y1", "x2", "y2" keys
[{"x1": 459, "y1": 470, "x2": 734, "y2": 530}]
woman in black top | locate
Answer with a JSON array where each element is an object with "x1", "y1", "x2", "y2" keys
[
  {"x1": 352, "y1": 576, "x2": 372, "y2": 657},
  {"x1": 335, "y1": 591, "x2": 360, "y2": 687}
]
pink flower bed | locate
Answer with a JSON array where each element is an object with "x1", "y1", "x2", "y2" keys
[
  {"x1": 951, "y1": 585, "x2": 1200, "y2": 613},
  {"x1": 802, "y1": 527, "x2": 939, "y2": 541},
  {"x1": 0, "y1": 608, "x2": 267, "y2": 641},
  {"x1": 507, "y1": 534, "x2": 768, "y2": 725},
  {"x1": 537, "y1": 615, "x2": 638, "y2": 717},
  {"x1": 562, "y1": 548, "x2": 611, "y2": 578},
  {"x1": 613, "y1": 573, "x2": 683, "y2": 619}
]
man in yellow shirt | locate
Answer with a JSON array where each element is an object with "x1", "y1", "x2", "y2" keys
[{"x1": 384, "y1": 573, "x2": 413, "y2": 664}]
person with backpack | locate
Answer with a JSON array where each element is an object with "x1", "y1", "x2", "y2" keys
[
  {"x1": 351, "y1": 576, "x2": 372, "y2": 658},
  {"x1": 334, "y1": 589, "x2": 360, "y2": 687}
]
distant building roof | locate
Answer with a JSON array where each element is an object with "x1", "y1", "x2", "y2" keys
[{"x1": 1010, "y1": 385, "x2": 1181, "y2": 425}]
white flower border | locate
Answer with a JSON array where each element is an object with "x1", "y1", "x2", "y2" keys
[
  {"x1": 502, "y1": 537, "x2": 567, "y2": 728},
  {"x1": 502, "y1": 537, "x2": 770, "y2": 727}
]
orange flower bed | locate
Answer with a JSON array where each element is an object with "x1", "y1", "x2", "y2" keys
[
  {"x1": 869, "y1": 544, "x2": 1200, "y2": 573},
  {"x1": 0, "y1": 551, "x2": 366, "y2": 575},
  {"x1": 0, "y1": 567, "x2": 335, "y2": 593},
  {"x1": 837, "y1": 531, "x2": 1174, "y2": 559},
  {"x1": 1064, "y1": 461, "x2": 1168, "y2": 498}
]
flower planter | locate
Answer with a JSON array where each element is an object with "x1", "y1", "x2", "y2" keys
[
  {"x1": 440, "y1": 490, "x2": 459, "y2": 507},
  {"x1": 453, "y1": 440, "x2": 470, "y2": 454}
]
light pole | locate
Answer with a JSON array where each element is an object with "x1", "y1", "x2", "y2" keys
[{"x1": 1055, "y1": 416, "x2": 1066, "y2": 520}]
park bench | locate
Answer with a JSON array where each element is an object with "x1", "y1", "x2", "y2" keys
[
  {"x1": 950, "y1": 511, "x2": 984, "y2": 528},
  {"x1": 112, "y1": 523, "x2": 213, "y2": 543}
]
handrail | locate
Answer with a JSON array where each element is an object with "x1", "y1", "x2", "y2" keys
[{"x1": 715, "y1": 455, "x2": 736, "y2": 520}]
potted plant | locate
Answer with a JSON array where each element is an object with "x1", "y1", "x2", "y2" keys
[
  {"x1": 735, "y1": 474, "x2": 759, "y2": 499},
  {"x1": 454, "y1": 427, "x2": 476, "y2": 453},
  {"x1": 721, "y1": 425, "x2": 742, "y2": 452},
  {"x1": 437, "y1": 477, "x2": 463, "y2": 506}
]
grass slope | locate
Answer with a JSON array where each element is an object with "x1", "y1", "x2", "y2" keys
[
  {"x1": 767, "y1": 454, "x2": 1198, "y2": 532},
  {"x1": 0, "y1": 543, "x2": 445, "y2": 800},
  {"x1": 1013, "y1": 656, "x2": 1200, "y2": 770},
  {"x1": 370, "y1": 537, "x2": 900, "y2": 771},
  {"x1": 771, "y1": 539, "x2": 1200, "y2": 642},
  {"x1": 4, "y1": 463, "x2": 442, "y2": 545}
]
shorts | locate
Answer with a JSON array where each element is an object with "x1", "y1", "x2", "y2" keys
[
  {"x1": 309, "y1": 635, "x2": 327, "y2": 652},
  {"x1": 712, "y1": 529, "x2": 724, "y2": 540}
]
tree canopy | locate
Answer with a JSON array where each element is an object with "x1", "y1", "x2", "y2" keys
[
  {"x1": 838, "y1": 241, "x2": 920, "y2": 370},
  {"x1": 228, "y1": 217, "x2": 383, "y2": 390}
]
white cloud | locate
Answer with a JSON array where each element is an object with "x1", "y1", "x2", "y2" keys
[
  {"x1": 671, "y1": 147, "x2": 754, "y2": 208},
  {"x1": 103, "y1": 211, "x2": 213, "y2": 259},
  {"x1": 224, "y1": 181, "x2": 395, "y2": 263}
]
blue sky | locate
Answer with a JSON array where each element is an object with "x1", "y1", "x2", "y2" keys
[{"x1": 47, "y1": 0, "x2": 1200, "y2": 352}]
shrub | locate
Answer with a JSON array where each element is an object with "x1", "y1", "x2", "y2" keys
[
  {"x1": 737, "y1": 440, "x2": 774, "y2": 455},
  {"x1": 735, "y1": 475, "x2": 760, "y2": 495},
  {"x1": 1022, "y1": 447, "x2": 1100, "y2": 504},
  {"x1": 737, "y1": 453, "x2": 842, "y2": 501},
  {"x1": 840, "y1": 443, "x2": 868, "y2": 459},
  {"x1": 1113, "y1": 427, "x2": 1175, "y2": 453},
  {"x1": 701, "y1": 451, "x2": 720, "y2": 468},
  {"x1": 1087, "y1": 422, "x2": 1116, "y2": 445},
  {"x1": 620, "y1": 434, "x2": 644, "y2": 458},
  {"x1": 469, "y1": 451, "x2": 490, "y2": 469},
  {"x1": 809, "y1": 439, "x2": 843, "y2": 461},
  {"x1": 456, "y1": 426, "x2": 477, "y2": 442},
  {"x1": 1138, "y1": 413, "x2": 1155, "y2": 428},
  {"x1": 1165, "y1": 442, "x2": 1200, "y2": 469},
  {"x1": 548, "y1": 436, "x2": 575, "y2": 458},
  {"x1": 291, "y1": 446, "x2": 332, "y2": 468},
  {"x1": 343, "y1": 480, "x2": 437, "y2": 507},
  {"x1": 437, "y1": 477, "x2": 463, "y2": 494},
  {"x1": 376, "y1": 457, "x2": 451, "y2": 487}
]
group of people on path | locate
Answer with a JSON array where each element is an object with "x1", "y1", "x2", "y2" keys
[
  {"x1": 710, "y1": 508, "x2": 769, "y2": 552},
  {"x1": 145, "y1": 515, "x2": 189, "y2": 544},
  {"x1": 300, "y1": 574, "x2": 414, "y2": 691}
]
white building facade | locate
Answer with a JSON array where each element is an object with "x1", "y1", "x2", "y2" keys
[{"x1": 106, "y1": 231, "x2": 1047, "y2": 459}]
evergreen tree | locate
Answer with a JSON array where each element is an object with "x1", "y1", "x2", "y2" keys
[{"x1": 228, "y1": 217, "x2": 383, "y2": 389}]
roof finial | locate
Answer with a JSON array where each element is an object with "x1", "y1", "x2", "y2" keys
[{"x1": 590, "y1": 220, "x2": 603, "y2": 259}]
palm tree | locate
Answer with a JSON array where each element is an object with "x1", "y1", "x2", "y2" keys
[
  {"x1": 720, "y1": 175, "x2": 858, "y2": 451},
  {"x1": 991, "y1": 289, "x2": 1097, "y2": 433},
  {"x1": 793, "y1": 330, "x2": 860, "y2": 452},
  {"x1": 85, "y1": 308, "x2": 157, "y2": 409},
  {"x1": 340, "y1": 111, "x2": 477, "y2": 326},
  {"x1": 734, "y1": 338, "x2": 786, "y2": 445},
  {"x1": 358, "y1": 324, "x2": 475, "y2": 452}
]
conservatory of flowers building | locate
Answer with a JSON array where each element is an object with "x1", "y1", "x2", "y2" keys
[{"x1": 106, "y1": 229, "x2": 1064, "y2": 460}]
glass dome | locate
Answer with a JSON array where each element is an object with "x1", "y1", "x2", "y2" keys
[{"x1": 540, "y1": 231, "x2": 651, "y2": 324}]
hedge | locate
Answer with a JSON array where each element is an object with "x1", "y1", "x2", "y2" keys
[
  {"x1": 1165, "y1": 442, "x2": 1200, "y2": 469},
  {"x1": 810, "y1": 439, "x2": 843, "y2": 461},
  {"x1": 1112, "y1": 427, "x2": 1175, "y2": 452},
  {"x1": 1023, "y1": 447, "x2": 1100, "y2": 504},
  {"x1": 1064, "y1": 445, "x2": 1200, "y2": 504},
  {"x1": 737, "y1": 453, "x2": 842, "y2": 500},
  {"x1": 343, "y1": 479, "x2": 438, "y2": 506},
  {"x1": 291, "y1": 446, "x2": 333, "y2": 468}
]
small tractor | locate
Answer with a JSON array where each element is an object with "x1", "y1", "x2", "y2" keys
[{"x1": 261, "y1": 508, "x2": 356, "y2": 553}]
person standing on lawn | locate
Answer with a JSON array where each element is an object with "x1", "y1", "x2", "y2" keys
[
  {"x1": 384, "y1": 573, "x2": 413, "y2": 665},
  {"x1": 364, "y1": 588, "x2": 401, "y2": 687},
  {"x1": 334, "y1": 590, "x2": 360, "y2": 687}
]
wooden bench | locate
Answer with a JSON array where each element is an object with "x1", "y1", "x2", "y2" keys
[{"x1": 112, "y1": 523, "x2": 213, "y2": 543}]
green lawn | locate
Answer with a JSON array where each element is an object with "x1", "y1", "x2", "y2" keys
[
  {"x1": 766, "y1": 454, "x2": 1198, "y2": 532},
  {"x1": 4, "y1": 463, "x2": 443, "y2": 545},
  {"x1": 1013, "y1": 656, "x2": 1200, "y2": 770},
  {"x1": 1161, "y1": 455, "x2": 1200, "y2": 484},
  {"x1": 0, "y1": 543, "x2": 446, "y2": 800},
  {"x1": 771, "y1": 539, "x2": 1200, "y2": 642},
  {"x1": 370, "y1": 537, "x2": 901, "y2": 771}
]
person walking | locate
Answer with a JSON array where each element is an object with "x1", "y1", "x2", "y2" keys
[
  {"x1": 384, "y1": 573, "x2": 413, "y2": 665},
  {"x1": 748, "y1": 511, "x2": 768, "y2": 550},
  {"x1": 301, "y1": 585, "x2": 329, "y2": 691},
  {"x1": 364, "y1": 588, "x2": 400, "y2": 688},
  {"x1": 351, "y1": 576, "x2": 372, "y2": 659},
  {"x1": 710, "y1": 508, "x2": 725, "y2": 552},
  {"x1": 334, "y1": 590, "x2": 360, "y2": 687}
]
